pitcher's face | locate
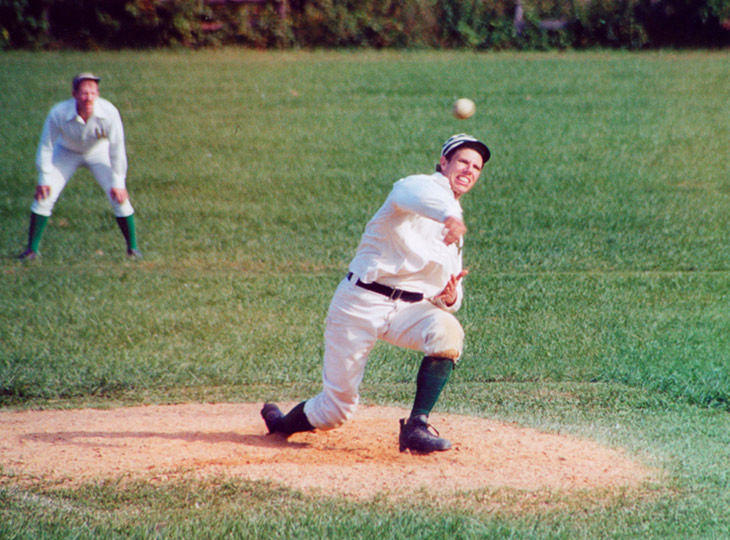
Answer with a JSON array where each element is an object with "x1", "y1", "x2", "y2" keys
[{"x1": 439, "y1": 147, "x2": 483, "y2": 199}]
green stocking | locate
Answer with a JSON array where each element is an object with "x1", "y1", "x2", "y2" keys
[
  {"x1": 410, "y1": 356, "x2": 454, "y2": 419},
  {"x1": 28, "y1": 212, "x2": 48, "y2": 252},
  {"x1": 115, "y1": 214, "x2": 138, "y2": 251}
]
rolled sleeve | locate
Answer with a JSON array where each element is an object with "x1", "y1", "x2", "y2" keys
[{"x1": 430, "y1": 280, "x2": 463, "y2": 313}]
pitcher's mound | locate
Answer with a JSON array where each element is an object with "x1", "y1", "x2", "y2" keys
[{"x1": 0, "y1": 403, "x2": 653, "y2": 498}]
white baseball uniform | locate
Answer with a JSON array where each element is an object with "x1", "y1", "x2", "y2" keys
[
  {"x1": 304, "y1": 171, "x2": 466, "y2": 430},
  {"x1": 32, "y1": 97, "x2": 134, "y2": 218}
]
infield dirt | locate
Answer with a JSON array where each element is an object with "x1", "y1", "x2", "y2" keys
[{"x1": 0, "y1": 402, "x2": 654, "y2": 499}]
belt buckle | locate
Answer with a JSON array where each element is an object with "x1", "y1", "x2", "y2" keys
[{"x1": 389, "y1": 287, "x2": 403, "y2": 301}]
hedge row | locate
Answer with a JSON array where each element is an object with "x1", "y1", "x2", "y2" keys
[{"x1": 2, "y1": 0, "x2": 729, "y2": 50}]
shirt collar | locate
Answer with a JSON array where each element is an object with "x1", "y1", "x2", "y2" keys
[{"x1": 63, "y1": 98, "x2": 106, "y2": 122}]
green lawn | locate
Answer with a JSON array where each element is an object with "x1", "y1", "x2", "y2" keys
[{"x1": 1, "y1": 49, "x2": 730, "y2": 539}]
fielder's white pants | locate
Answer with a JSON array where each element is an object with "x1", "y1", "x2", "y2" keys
[
  {"x1": 32, "y1": 143, "x2": 134, "y2": 218},
  {"x1": 304, "y1": 274, "x2": 464, "y2": 430}
]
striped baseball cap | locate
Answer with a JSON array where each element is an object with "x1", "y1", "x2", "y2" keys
[{"x1": 441, "y1": 133, "x2": 490, "y2": 164}]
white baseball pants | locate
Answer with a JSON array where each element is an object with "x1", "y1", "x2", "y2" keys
[
  {"x1": 304, "y1": 274, "x2": 464, "y2": 430},
  {"x1": 32, "y1": 143, "x2": 134, "y2": 218}
]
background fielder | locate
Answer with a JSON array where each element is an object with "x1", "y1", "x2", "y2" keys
[
  {"x1": 262, "y1": 133, "x2": 490, "y2": 453},
  {"x1": 18, "y1": 72, "x2": 140, "y2": 260}
]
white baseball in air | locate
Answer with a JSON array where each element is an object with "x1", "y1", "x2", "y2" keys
[{"x1": 452, "y1": 98, "x2": 476, "y2": 119}]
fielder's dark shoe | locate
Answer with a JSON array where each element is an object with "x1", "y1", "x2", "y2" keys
[
  {"x1": 18, "y1": 249, "x2": 38, "y2": 261},
  {"x1": 399, "y1": 414, "x2": 452, "y2": 453},
  {"x1": 261, "y1": 403, "x2": 284, "y2": 434}
]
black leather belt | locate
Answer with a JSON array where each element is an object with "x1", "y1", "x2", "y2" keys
[{"x1": 347, "y1": 272, "x2": 423, "y2": 303}]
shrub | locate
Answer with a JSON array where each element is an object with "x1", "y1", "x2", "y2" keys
[
  {"x1": 290, "y1": 0, "x2": 434, "y2": 48},
  {"x1": 123, "y1": 0, "x2": 214, "y2": 47},
  {"x1": 229, "y1": 3, "x2": 295, "y2": 48},
  {"x1": 1, "y1": 0, "x2": 729, "y2": 49},
  {"x1": 0, "y1": 0, "x2": 51, "y2": 49},
  {"x1": 36, "y1": 0, "x2": 212, "y2": 49},
  {"x1": 573, "y1": 0, "x2": 649, "y2": 49},
  {"x1": 635, "y1": 0, "x2": 730, "y2": 47}
]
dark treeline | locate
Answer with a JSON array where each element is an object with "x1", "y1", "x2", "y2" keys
[{"x1": 2, "y1": 0, "x2": 729, "y2": 50}]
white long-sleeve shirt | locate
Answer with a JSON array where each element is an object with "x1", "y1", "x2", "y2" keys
[
  {"x1": 35, "y1": 97, "x2": 128, "y2": 188},
  {"x1": 348, "y1": 172, "x2": 465, "y2": 311}
]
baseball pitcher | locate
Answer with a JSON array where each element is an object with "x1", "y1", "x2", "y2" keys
[{"x1": 262, "y1": 133, "x2": 490, "y2": 453}]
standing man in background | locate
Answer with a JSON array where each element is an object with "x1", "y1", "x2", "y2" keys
[
  {"x1": 18, "y1": 72, "x2": 141, "y2": 260},
  {"x1": 262, "y1": 133, "x2": 490, "y2": 454}
]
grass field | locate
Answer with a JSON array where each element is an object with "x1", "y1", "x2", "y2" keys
[{"x1": 2, "y1": 49, "x2": 730, "y2": 539}]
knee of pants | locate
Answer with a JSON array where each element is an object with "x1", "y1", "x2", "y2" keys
[
  {"x1": 423, "y1": 314, "x2": 464, "y2": 361},
  {"x1": 31, "y1": 177, "x2": 65, "y2": 217},
  {"x1": 111, "y1": 199, "x2": 135, "y2": 218},
  {"x1": 305, "y1": 390, "x2": 359, "y2": 431},
  {"x1": 30, "y1": 199, "x2": 54, "y2": 217}
]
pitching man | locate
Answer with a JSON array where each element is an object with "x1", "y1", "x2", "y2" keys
[
  {"x1": 18, "y1": 72, "x2": 140, "y2": 260},
  {"x1": 262, "y1": 133, "x2": 490, "y2": 453}
]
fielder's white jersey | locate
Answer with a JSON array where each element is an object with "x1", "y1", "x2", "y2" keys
[
  {"x1": 348, "y1": 172, "x2": 464, "y2": 310},
  {"x1": 36, "y1": 97, "x2": 128, "y2": 189}
]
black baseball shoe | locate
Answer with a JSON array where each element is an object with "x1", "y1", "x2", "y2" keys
[
  {"x1": 18, "y1": 249, "x2": 38, "y2": 261},
  {"x1": 399, "y1": 414, "x2": 452, "y2": 453},
  {"x1": 261, "y1": 403, "x2": 284, "y2": 434}
]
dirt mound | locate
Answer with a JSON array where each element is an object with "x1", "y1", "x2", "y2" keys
[{"x1": 0, "y1": 403, "x2": 653, "y2": 498}]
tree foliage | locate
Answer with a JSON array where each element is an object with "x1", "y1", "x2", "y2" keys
[{"x1": 1, "y1": 0, "x2": 729, "y2": 50}]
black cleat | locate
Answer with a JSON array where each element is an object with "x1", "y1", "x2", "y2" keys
[
  {"x1": 399, "y1": 414, "x2": 451, "y2": 453},
  {"x1": 18, "y1": 249, "x2": 38, "y2": 261},
  {"x1": 261, "y1": 403, "x2": 284, "y2": 434}
]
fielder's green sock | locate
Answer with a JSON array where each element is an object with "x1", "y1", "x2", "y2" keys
[
  {"x1": 28, "y1": 212, "x2": 48, "y2": 252},
  {"x1": 115, "y1": 214, "x2": 138, "y2": 251},
  {"x1": 409, "y1": 356, "x2": 454, "y2": 419}
]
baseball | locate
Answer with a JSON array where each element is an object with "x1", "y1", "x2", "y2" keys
[{"x1": 452, "y1": 98, "x2": 476, "y2": 119}]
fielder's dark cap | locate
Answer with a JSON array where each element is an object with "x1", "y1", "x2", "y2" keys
[
  {"x1": 441, "y1": 133, "x2": 490, "y2": 164},
  {"x1": 72, "y1": 72, "x2": 101, "y2": 91}
]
